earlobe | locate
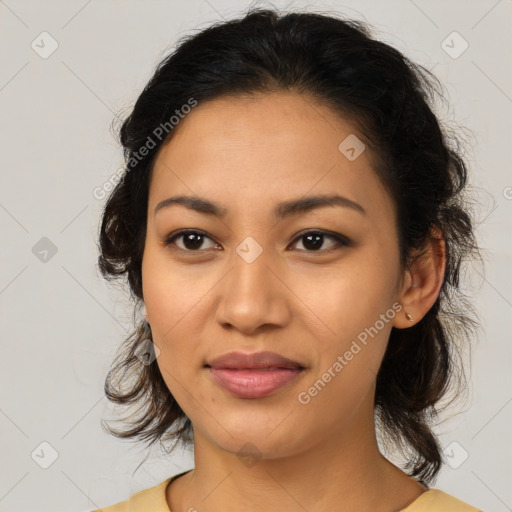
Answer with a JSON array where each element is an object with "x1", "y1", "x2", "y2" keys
[{"x1": 393, "y1": 229, "x2": 446, "y2": 329}]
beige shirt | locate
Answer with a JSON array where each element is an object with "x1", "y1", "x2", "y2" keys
[{"x1": 91, "y1": 471, "x2": 484, "y2": 512}]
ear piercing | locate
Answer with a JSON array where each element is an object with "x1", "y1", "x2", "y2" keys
[{"x1": 405, "y1": 312, "x2": 414, "y2": 322}]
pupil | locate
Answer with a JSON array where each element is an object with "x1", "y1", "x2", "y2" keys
[
  {"x1": 184, "y1": 233, "x2": 203, "y2": 250},
  {"x1": 304, "y1": 233, "x2": 322, "y2": 251}
]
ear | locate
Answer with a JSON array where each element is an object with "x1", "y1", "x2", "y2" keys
[{"x1": 392, "y1": 227, "x2": 446, "y2": 329}]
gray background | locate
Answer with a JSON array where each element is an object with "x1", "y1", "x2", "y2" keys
[{"x1": 0, "y1": 0, "x2": 510, "y2": 511}]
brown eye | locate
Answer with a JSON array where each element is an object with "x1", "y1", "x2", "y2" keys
[
  {"x1": 164, "y1": 229, "x2": 350, "y2": 254},
  {"x1": 165, "y1": 230, "x2": 218, "y2": 252},
  {"x1": 290, "y1": 230, "x2": 350, "y2": 253}
]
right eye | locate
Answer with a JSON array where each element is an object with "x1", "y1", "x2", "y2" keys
[{"x1": 164, "y1": 230, "x2": 220, "y2": 252}]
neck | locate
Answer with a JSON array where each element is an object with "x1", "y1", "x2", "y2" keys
[{"x1": 167, "y1": 396, "x2": 427, "y2": 512}]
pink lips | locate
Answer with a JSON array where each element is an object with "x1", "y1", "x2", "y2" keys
[{"x1": 205, "y1": 350, "x2": 305, "y2": 399}]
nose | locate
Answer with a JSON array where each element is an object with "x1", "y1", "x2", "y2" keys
[{"x1": 214, "y1": 245, "x2": 291, "y2": 335}]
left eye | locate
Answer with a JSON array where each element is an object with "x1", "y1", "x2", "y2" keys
[
  {"x1": 291, "y1": 231, "x2": 348, "y2": 252},
  {"x1": 164, "y1": 230, "x2": 349, "y2": 253}
]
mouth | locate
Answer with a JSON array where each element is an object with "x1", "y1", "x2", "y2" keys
[
  {"x1": 204, "y1": 365, "x2": 306, "y2": 399},
  {"x1": 205, "y1": 350, "x2": 305, "y2": 371},
  {"x1": 204, "y1": 365, "x2": 304, "y2": 371},
  {"x1": 203, "y1": 350, "x2": 306, "y2": 398}
]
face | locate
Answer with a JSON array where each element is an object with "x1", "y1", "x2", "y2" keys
[{"x1": 141, "y1": 92, "x2": 404, "y2": 460}]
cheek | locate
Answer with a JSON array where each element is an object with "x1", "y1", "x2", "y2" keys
[
  {"x1": 295, "y1": 288, "x2": 392, "y2": 428},
  {"x1": 294, "y1": 259, "x2": 395, "y2": 390},
  {"x1": 142, "y1": 247, "x2": 213, "y2": 335},
  {"x1": 141, "y1": 253, "x2": 205, "y2": 393},
  {"x1": 292, "y1": 258, "x2": 394, "y2": 338}
]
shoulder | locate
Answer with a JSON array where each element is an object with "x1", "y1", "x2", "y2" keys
[
  {"x1": 89, "y1": 476, "x2": 173, "y2": 512},
  {"x1": 402, "y1": 489, "x2": 484, "y2": 512}
]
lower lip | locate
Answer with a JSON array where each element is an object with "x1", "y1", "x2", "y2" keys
[{"x1": 208, "y1": 367, "x2": 304, "y2": 398}]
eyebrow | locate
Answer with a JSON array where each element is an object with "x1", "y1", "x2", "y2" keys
[{"x1": 154, "y1": 193, "x2": 366, "y2": 220}]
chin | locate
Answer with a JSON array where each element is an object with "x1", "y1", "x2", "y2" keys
[{"x1": 204, "y1": 422, "x2": 304, "y2": 461}]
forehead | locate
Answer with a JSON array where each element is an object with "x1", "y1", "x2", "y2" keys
[{"x1": 149, "y1": 92, "x2": 394, "y2": 223}]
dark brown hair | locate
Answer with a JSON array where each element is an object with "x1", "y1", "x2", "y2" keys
[{"x1": 97, "y1": 6, "x2": 481, "y2": 483}]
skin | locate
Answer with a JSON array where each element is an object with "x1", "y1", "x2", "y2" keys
[{"x1": 141, "y1": 91, "x2": 446, "y2": 512}]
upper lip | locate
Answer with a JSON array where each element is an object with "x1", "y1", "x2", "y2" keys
[{"x1": 205, "y1": 351, "x2": 305, "y2": 370}]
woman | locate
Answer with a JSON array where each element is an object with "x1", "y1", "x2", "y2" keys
[{"x1": 94, "y1": 6, "x2": 483, "y2": 511}]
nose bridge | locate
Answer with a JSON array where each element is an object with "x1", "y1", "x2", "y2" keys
[
  {"x1": 215, "y1": 235, "x2": 289, "y2": 332},
  {"x1": 233, "y1": 235, "x2": 273, "y2": 291}
]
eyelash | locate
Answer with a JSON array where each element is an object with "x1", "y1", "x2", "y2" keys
[{"x1": 163, "y1": 229, "x2": 350, "y2": 255}]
